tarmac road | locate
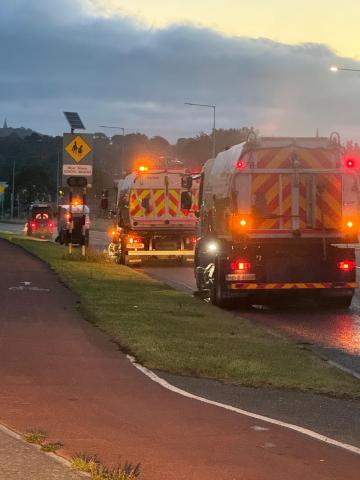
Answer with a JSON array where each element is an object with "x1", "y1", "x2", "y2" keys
[
  {"x1": 3, "y1": 223, "x2": 360, "y2": 374},
  {"x1": 1, "y1": 238, "x2": 360, "y2": 480}
]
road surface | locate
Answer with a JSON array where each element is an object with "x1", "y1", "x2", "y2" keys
[
  {"x1": 1, "y1": 238, "x2": 360, "y2": 480},
  {"x1": 2, "y1": 222, "x2": 360, "y2": 374}
]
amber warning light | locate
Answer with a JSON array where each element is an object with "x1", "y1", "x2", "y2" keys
[{"x1": 138, "y1": 165, "x2": 149, "y2": 173}]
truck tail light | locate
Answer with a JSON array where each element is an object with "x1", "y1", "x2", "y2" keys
[
  {"x1": 337, "y1": 260, "x2": 356, "y2": 272},
  {"x1": 230, "y1": 259, "x2": 251, "y2": 272},
  {"x1": 128, "y1": 236, "x2": 141, "y2": 244},
  {"x1": 31, "y1": 222, "x2": 36, "y2": 228},
  {"x1": 345, "y1": 157, "x2": 356, "y2": 169},
  {"x1": 236, "y1": 160, "x2": 245, "y2": 170},
  {"x1": 48, "y1": 222, "x2": 53, "y2": 228}
]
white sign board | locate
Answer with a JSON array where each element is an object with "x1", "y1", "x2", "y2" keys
[{"x1": 63, "y1": 164, "x2": 93, "y2": 176}]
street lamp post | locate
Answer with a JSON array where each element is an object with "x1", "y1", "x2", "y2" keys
[
  {"x1": 184, "y1": 102, "x2": 216, "y2": 159},
  {"x1": 330, "y1": 65, "x2": 360, "y2": 73},
  {"x1": 10, "y1": 158, "x2": 15, "y2": 220},
  {"x1": 98, "y1": 125, "x2": 125, "y2": 172}
]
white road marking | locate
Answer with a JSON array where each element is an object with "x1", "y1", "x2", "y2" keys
[
  {"x1": 9, "y1": 281, "x2": 50, "y2": 292},
  {"x1": 252, "y1": 425, "x2": 270, "y2": 432},
  {"x1": 127, "y1": 355, "x2": 360, "y2": 456}
]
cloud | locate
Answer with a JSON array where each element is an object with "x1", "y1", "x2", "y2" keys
[{"x1": 1, "y1": 0, "x2": 360, "y2": 142}]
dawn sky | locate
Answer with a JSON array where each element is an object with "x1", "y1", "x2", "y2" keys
[
  {"x1": 89, "y1": 0, "x2": 360, "y2": 59},
  {"x1": 1, "y1": 0, "x2": 360, "y2": 141}
]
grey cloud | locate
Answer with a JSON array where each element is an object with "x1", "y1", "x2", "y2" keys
[{"x1": 1, "y1": 0, "x2": 360, "y2": 141}]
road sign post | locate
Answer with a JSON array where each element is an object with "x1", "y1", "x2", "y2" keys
[
  {"x1": 63, "y1": 132, "x2": 93, "y2": 256},
  {"x1": 62, "y1": 133, "x2": 94, "y2": 187}
]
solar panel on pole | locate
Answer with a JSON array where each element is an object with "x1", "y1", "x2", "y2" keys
[{"x1": 63, "y1": 112, "x2": 85, "y2": 132}]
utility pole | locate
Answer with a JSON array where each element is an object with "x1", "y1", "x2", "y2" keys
[
  {"x1": 11, "y1": 159, "x2": 15, "y2": 220},
  {"x1": 56, "y1": 144, "x2": 61, "y2": 207},
  {"x1": 184, "y1": 103, "x2": 216, "y2": 158}
]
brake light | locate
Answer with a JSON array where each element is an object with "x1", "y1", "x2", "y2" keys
[
  {"x1": 337, "y1": 260, "x2": 356, "y2": 272},
  {"x1": 31, "y1": 222, "x2": 36, "y2": 228},
  {"x1": 48, "y1": 222, "x2": 53, "y2": 228},
  {"x1": 345, "y1": 158, "x2": 356, "y2": 169},
  {"x1": 230, "y1": 259, "x2": 251, "y2": 272},
  {"x1": 236, "y1": 160, "x2": 245, "y2": 170},
  {"x1": 128, "y1": 236, "x2": 140, "y2": 244}
]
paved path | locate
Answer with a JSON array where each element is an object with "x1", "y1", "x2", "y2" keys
[
  {"x1": 0, "y1": 426, "x2": 83, "y2": 479},
  {"x1": 1, "y1": 239, "x2": 360, "y2": 479}
]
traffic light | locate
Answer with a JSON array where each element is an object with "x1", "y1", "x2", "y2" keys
[{"x1": 67, "y1": 176, "x2": 88, "y2": 187}]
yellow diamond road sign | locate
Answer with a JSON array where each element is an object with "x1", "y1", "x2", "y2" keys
[{"x1": 65, "y1": 135, "x2": 92, "y2": 163}]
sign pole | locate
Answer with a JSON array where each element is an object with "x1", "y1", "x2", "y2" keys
[
  {"x1": 82, "y1": 187, "x2": 87, "y2": 256},
  {"x1": 68, "y1": 189, "x2": 73, "y2": 255}
]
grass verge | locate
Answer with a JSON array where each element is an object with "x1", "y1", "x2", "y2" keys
[
  {"x1": 3, "y1": 233, "x2": 360, "y2": 399},
  {"x1": 71, "y1": 454, "x2": 140, "y2": 480}
]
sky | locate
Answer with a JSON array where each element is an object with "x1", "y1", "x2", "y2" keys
[{"x1": 1, "y1": 0, "x2": 360, "y2": 142}]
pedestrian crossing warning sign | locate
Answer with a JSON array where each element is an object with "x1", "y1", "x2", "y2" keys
[{"x1": 65, "y1": 135, "x2": 92, "y2": 163}]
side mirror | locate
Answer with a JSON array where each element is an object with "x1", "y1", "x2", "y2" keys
[
  {"x1": 181, "y1": 191, "x2": 192, "y2": 210},
  {"x1": 181, "y1": 176, "x2": 193, "y2": 189}
]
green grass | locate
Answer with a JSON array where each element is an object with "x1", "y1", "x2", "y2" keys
[
  {"x1": 3, "y1": 233, "x2": 360, "y2": 399},
  {"x1": 71, "y1": 454, "x2": 140, "y2": 480},
  {"x1": 23, "y1": 430, "x2": 47, "y2": 445}
]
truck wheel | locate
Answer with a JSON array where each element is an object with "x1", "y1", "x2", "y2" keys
[
  {"x1": 195, "y1": 269, "x2": 204, "y2": 291},
  {"x1": 323, "y1": 295, "x2": 353, "y2": 309},
  {"x1": 210, "y1": 262, "x2": 235, "y2": 309}
]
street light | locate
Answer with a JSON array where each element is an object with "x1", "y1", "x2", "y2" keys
[
  {"x1": 184, "y1": 102, "x2": 216, "y2": 159},
  {"x1": 330, "y1": 65, "x2": 360, "y2": 73},
  {"x1": 98, "y1": 125, "x2": 126, "y2": 172}
]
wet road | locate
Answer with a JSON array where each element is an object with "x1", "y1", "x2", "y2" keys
[{"x1": 2, "y1": 222, "x2": 360, "y2": 373}]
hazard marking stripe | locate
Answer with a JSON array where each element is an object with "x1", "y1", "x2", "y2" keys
[
  {"x1": 130, "y1": 189, "x2": 154, "y2": 217},
  {"x1": 256, "y1": 148, "x2": 334, "y2": 170},
  {"x1": 256, "y1": 148, "x2": 290, "y2": 169},
  {"x1": 154, "y1": 190, "x2": 165, "y2": 217},
  {"x1": 252, "y1": 174, "x2": 280, "y2": 229},
  {"x1": 229, "y1": 282, "x2": 358, "y2": 290},
  {"x1": 169, "y1": 189, "x2": 180, "y2": 217}
]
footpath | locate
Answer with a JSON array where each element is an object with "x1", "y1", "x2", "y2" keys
[
  {"x1": 1, "y1": 238, "x2": 360, "y2": 479},
  {"x1": 0, "y1": 426, "x2": 83, "y2": 479}
]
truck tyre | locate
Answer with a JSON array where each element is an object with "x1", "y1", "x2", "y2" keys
[
  {"x1": 195, "y1": 268, "x2": 204, "y2": 291},
  {"x1": 323, "y1": 295, "x2": 353, "y2": 309},
  {"x1": 210, "y1": 260, "x2": 236, "y2": 309}
]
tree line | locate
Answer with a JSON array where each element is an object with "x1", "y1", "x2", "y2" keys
[{"x1": 0, "y1": 127, "x2": 253, "y2": 213}]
